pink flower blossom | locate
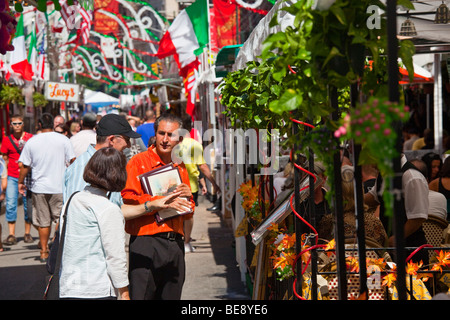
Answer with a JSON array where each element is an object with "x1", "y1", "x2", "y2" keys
[
  {"x1": 334, "y1": 126, "x2": 347, "y2": 138},
  {"x1": 334, "y1": 130, "x2": 341, "y2": 138}
]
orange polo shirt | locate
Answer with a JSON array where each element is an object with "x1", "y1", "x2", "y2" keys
[{"x1": 122, "y1": 145, "x2": 194, "y2": 237}]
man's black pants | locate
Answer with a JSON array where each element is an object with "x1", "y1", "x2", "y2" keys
[{"x1": 128, "y1": 234, "x2": 185, "y2": 300}]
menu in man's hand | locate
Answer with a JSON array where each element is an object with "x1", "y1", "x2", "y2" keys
[
  {"x1": 139, "y1": 163, "x2": 174, "y2": 195},
  {"x1": 138, "y1": 163, "x2": 192, "y2": 223}
]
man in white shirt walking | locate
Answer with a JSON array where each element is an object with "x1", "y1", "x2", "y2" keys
[{"x1": 18, "y1": 113, "x2": 76, "y2": 262}]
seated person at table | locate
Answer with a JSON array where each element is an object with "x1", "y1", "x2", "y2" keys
[{"x1": 318, "y1": 165, "x2": 388, "y2": 247}]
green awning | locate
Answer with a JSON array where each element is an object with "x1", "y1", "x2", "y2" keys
[
  {"x1": 215, "y1": 45, "x2": 242, "y2": 77},
  {"x1": 216, "y1": 44, "x2": 243, "y2": 66}
]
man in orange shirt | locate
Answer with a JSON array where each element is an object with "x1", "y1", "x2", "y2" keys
[{"x1": 121, "y1": 113, "x2": 194, "y2": 300}]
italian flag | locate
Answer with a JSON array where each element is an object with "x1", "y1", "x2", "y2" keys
[
  {"x1": 28, "y1": 26, "x2": 37, "y2": 77},
  {"x1": 156, "y1": 0, "x2": 209, "y2": 69},
  {"x1": 10, "y1": 14, "x2": 34, "y2": 81}
]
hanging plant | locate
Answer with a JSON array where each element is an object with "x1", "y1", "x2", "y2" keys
[
  {"x1": 334, "y1": 96, "x2": 410, "y2": 217},
  {"x1": 33, "y1": 92, "x2": 48, "y2": 108},
  {"x1": 219, "y1": 59, "x2": 292, "y2": 137},
  {"x1": 261, "y1": 0, "x2": 415, "y2": 117},
  {"x1": 0, "y1": 84, "x2": 25, "y2": 106}
]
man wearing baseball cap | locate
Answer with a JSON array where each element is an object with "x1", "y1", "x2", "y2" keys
[{"x1": 62, "y1": 113, "x2": 141, "y2": 206}]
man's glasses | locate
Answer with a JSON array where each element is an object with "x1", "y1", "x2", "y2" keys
[
  {"x1": 114, "y1": 135, "x2": 131, "y2": 144},
  {"x1": 11, "y1": 122, "x2": 23, "y2": 126}
]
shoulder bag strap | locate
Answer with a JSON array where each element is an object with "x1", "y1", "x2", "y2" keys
[
  {"x1": 8, "y1": 135, "x2": 22, "y2": 155},
  {"x1": 53, "y1": 191, "x2": 80, "y2": 274}
]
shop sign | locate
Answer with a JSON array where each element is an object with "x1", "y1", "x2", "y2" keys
[{"x1": 45, "y1": 82, "x2": 80, "y2": 103}]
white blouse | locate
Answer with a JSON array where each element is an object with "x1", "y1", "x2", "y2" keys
[{"x1": 59, "y1": 186, "x2": 129, "y2": 299}]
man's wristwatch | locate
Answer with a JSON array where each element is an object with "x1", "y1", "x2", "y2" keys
[{"x1": 144, "y1": 201, "x2": 151, "y2": 212}]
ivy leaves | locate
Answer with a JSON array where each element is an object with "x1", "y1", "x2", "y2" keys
[
  {"x1": 219, "y1": 0, "x2": 416, "y2": 161},
  {"x1": 219, "y1": 59, "x2": 291, "y2": 136}
]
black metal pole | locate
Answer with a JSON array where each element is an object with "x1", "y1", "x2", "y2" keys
[
  {"x1": 330, "y1": 86, "x2": 347, "y2": 300},
  {"x1": 308, "y1": 146, "x2": 318, "y2": 300},
  {"x1": 352, "y1": 143, "x2": 368, "y2": 295},
  {"x1": 350, "y1": 83, "x2": 368, "y2": 297},
  {"x1": 387, "y1": 0, "x2": 407, "y2": 300},
  {"x1": 293, "y1": 116, "x2": 304, "y2": 299},
  {"x1": 269, "y1": 124, "x2": 274, "y2": 213}
]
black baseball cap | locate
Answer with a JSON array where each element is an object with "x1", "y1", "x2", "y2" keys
[{"x1": 96, "y1": 114, "x2": 141, "y2": 139}]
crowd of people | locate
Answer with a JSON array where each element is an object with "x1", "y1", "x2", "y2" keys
[
  {"x1": 0, "y1": 101, "x2": 448, "y2": 300},
  {"x1": 0, "y1": 110, "x2": 220, "y2": 300}
]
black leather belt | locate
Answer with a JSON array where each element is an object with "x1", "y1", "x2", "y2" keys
[{"x1": 153, "y1": 232, "x2": 183, "y2": 241}]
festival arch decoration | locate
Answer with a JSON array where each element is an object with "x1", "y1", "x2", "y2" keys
[{"x1": 58, "y1": 0, "x2": 168, "y2": 86}]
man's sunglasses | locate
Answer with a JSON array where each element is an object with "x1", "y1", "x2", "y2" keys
[{"x1": 11, "y1": 122, "x2": 23, "y2": 126}]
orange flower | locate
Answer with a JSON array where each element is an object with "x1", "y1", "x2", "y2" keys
[
  {"x1": 238, "y1": 181, "x2": 252, "y2": 194},
  {"x1": 382, "y1": 272, "x2": 397, "y2": 288},
  {"x1": 381, "y1": 264, "x2": 397, "y2": 288},
  {"x1": 406, "y1": 260, "x2": 423, "y2": 276},
  {"x1": 430, "y1": 250, "x2": 450, "y2": 273},
  {"x1": 416, "y1": 272, "x2": 433, "y2": 283},
  {"x1": 268, "y1": 223, "x2": 279, "y2": 233},
  {"x1": 239, "y1": 180, "x2": 259, "y2": 213},
  {"x1": 273, "y1": 252, "x2": 295, "y2": 270},
  {"x1": 367, "y1": 257, "x2": 386, "y2": 271},
  {"x1": 280, "y1": 233, "x2": 296, "y2": 250},
  {"x1": 431, "y1": 263, "x2": 443, "y2": 273},
  {"x1": 325, "y1": 239, "x2": 336, "y2": 251},
  {"x1": 346, "y1": 256, "x2": 359, "y2": 273}
]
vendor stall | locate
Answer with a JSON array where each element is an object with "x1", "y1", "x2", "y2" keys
[{"x1": 84, "y1": 88, "x2": 120, "y2": 113}]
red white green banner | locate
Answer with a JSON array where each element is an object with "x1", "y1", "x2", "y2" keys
[{"x1": 156, "y1": 0, "x2": 209, "y2": 69}]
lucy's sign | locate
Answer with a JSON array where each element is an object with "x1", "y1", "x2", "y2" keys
[{"x1": 45, "y1": 82, "x2": 80, "y2": 103}]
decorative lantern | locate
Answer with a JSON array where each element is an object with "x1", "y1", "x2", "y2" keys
[
  {"x1": 435, "y1": 2, "x2": 450, "y2": 24},
  {"x1": 399, "y1": 18, "x2": 418, "y2": 37}
]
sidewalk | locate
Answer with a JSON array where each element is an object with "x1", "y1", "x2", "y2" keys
[
  {"x1": 0, "y1": 195, "x2": 250, "y2": 300},
  {"x1": 181, "y1": 195, "x2": 250, "y2": 300}
]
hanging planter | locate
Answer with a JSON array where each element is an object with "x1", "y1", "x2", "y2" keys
[
  {"x1": 0, "y1": 84, "x2": 25, "y2": 107},
  {"x1": 33, "y1": 92, "x2": 48, "y2": 108},
  {"x1": 334, "y1": 96, "x2": 410, "y2": 217}
]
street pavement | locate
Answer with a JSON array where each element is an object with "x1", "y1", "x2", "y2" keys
[
  {"x1": 0, "y1": 195, "x2": 250, "y2": 300},
  {"x1": 181, "y1": 195, "x2": 250, "y2": 300}
]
